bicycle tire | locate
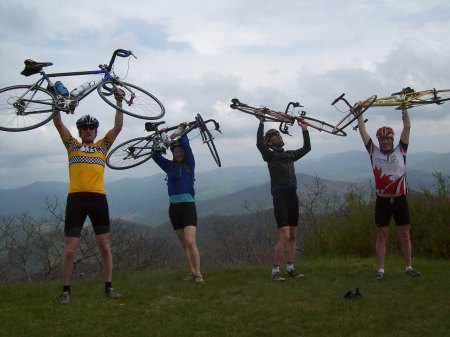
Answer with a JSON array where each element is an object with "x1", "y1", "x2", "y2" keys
[
  {"x1": 0, "y1": 85, "x2": 56, "y2": 132},
  {"x1": 230, "y1": 102, "x2": 292, "y2": 123},
  {"x1": 196, "y1": 114, "x2": 221, "y2": 167},
  {"x1": 300, "y1": 116, "x2": 347, "y2": 136},
  {"x1": 334, "y1": 95, "x2": 376, "y2": 132},
  {"x1": 98, "y1": 79, "x2": 165, "y2": 120},
  {"x1": 407, "y1": 89, "x2": 450, "y2": 108},
  {"x1": 106, "y1": 136, "x2": 156, "y2": 169}
]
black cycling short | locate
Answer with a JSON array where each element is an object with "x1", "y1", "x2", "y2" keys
[
  {"x1": 272, "y1": 189, "x2": 299, "y2": 228},
  {"x1": 169, "y1": 202, "x2": 197, "y2": 230},
  {"x1": 375, "y1": 195, "x2": 410, "y2": 227},
  {"x1": 65, "y1": 192, "x2": 110, "y2": 237}
]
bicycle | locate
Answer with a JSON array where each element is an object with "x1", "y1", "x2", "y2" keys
[
  {"x1": 0, "y1": 49, "x2": 165, "y2": 132},
  {"x1": 106, "y1": 113, "x2": 221, "y2": 169},
  {"x1": 331, "y1": 87, "x2": 450, "y2": 133},
  {"x1": 230, "y1": 98, "x2": 347, "y2": 136}
]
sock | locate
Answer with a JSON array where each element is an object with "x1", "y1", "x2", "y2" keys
[
  {"x1": 286, "y1": 262, "x2": 294, "y2": 272},
  {"x1": 63, "y1": 285, "x2": 70, "y2": 293},
  {"x1": 378, "y1": 268, "x2": 385, "y2": 274},
  {"x1": 272, "y1": 265, "x2": 280, "y2": 275},
  {"x1": 105, "y1": 282, "x2": 112, "y2": 290},
  {"x1": 406, "y1": 266, "x2": 412, "y2": 271}
]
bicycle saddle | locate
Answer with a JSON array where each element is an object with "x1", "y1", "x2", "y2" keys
[
  {"x1": 145, "y1": 121, "x2": 165, "y2": 132},
  {"x1": 20, "y1": 59, "x2": 53, "y2": 76}
]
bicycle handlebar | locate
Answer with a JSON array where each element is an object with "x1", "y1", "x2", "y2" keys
[
  {"x1": 331, "y1": 93, "x2": 345, "y2": 105},
  {"x1": 106, "y1": 49, "x2": 136, "y2": 72}
]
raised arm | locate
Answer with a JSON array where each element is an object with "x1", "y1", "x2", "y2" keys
[
  {"x1": 400, "y1": 108, "x2": 411, "y2": 144},
  {"x1": 357, "y1": 114, "x2": 371, "y2": 146},
  {"x1": 53, "y1": 110, "x2": 70, "y2": 140},
  {"x1": 108, "y1": 90, "x2": 125, "y2": 142}
]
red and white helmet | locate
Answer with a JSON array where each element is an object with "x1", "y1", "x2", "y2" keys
[{"x1": 376, "y1": 126, "x2": 394, "y2": 139}]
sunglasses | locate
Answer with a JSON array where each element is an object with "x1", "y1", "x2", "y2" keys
[{"x1": 81, "y1": 125, "x2": 97, "y2": 131}]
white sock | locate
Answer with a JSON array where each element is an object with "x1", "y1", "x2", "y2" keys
[
  {"x1": 272, "y1": 265, "x2": 280, "y2": 275},
  {"x1": 406, "y1": 266, "x2": 412, "y2": 271},
  {"x1": 378, "y1": 268, "x2": 385, "y2": 274}
]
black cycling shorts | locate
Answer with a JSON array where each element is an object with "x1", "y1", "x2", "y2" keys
[
  {"x1": 65, "y1": 192, "x2": 110, "y2": 237},
  {"x1": 272, "y1": 190, "x2": 299, "y2": 229},
  {"x1": 169, "y1": 202, "x2": 197, "y2": 230},
  {"x1": 375, "y1": 195, "x2": 410, "y2": 227}
]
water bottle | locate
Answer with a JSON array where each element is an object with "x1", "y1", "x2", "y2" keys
[
  {"x1": 70, "y1": 82, "x2": 92, "y2": 97},
  {"x1": 54, "y1": 81, "x2": 69, "y2": 97}
]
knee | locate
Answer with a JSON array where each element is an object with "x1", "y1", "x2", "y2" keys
[{"x1": 97, "y1": 238, "x2": 111, "y2": 254}]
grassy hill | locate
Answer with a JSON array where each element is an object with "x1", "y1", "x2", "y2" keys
[{"x1": 0, "y1": 256, "x2": 449, "y2": 337}]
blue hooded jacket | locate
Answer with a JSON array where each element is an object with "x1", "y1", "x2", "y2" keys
[{"x1": 153, "y1": 135, "x2": 195, "y2": 198}]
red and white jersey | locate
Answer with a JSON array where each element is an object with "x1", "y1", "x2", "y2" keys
[{"x1": 366, "y1": 139, "x2": 408, "y2": 196}]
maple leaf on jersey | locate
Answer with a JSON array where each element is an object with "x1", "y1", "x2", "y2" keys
[{"x1": 374, "y1": 167, "x2": 393, "y2": 191}]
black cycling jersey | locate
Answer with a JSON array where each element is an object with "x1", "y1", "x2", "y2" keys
[{"x1": 256, "y1": 123, "x2": 311, "y2": 194}]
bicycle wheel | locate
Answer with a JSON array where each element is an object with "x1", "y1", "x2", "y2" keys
[
  {"x1": 301, "y1": 116, "x2": 347, "y2": 136},
  {"x1": 230, "y1": 99, "x2": 292, "y2": 123},
  {"x1": 196, "y1": 114, "x2": 221, "y2": 167},
  {"x1": 106, "y1": 136, "x2": 156, "y2": 169},
  {"x1": 98, "y1": 79, "x2": 165, "y2": 120},
  {"x1": 0, "y1": 85, "x2": 55, "y2": 132},
  {"x1": 407, "y1": 89, "x2": 450, "y2": 108},
  {"x1": 334, "y1": 95, "x2": 376, "y2": 132}
]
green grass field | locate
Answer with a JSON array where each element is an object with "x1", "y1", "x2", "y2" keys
[{"x1": 1, "y1": 256, "x2": 449, "y2": 337}]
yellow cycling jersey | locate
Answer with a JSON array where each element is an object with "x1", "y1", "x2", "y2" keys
[{"x1": 63, "y1": 132, "x2": 113, "y2": 194}]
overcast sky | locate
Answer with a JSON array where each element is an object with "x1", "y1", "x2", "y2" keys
[{"x1": 1, "y1": 0, "x2": 449, "y2": 189}]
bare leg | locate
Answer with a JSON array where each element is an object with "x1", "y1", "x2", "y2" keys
[
  {"x1": 175, "y1": 226, "x2": 200, "y2": 274},
  {"x1": 376, "y1": 227, "x2": 389, "y2": 270},
  {"x1": 62, "y1": 237, "x2": 80, "y2": 285},
  {"x1": 274, "y1": 227, "x2": 290, "y2": 265},
  {"x1": 397, "y1": 225, "x2": 412, "y2": 267},
  {"x1": 96, "y1": 233, "x2": 113, "y2": 282}
]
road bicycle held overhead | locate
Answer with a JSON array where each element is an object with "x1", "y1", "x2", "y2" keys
[
  {"x1": 0, "y1": 49, "x2": 165, "y2": 132},
  {"x1": 331, "y1": 87, "x2": 450, "y2": 133},
  {"x1": 230, "y1": 98, "x2": 346, "y2": 136},
  {"x1": 106, "y1": 113, "x2": 221, "y2": 170}
]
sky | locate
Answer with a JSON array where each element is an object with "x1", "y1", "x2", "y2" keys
[{"x1": 1, "y1": 0, "x2": 449, "y2": 189}]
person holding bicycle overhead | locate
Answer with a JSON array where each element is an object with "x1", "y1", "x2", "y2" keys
[
  {"x1": 152, "y1": 124, "x2": 204, "y2": 284},
  {"x1": 53, "y1": 87, "x2": 125, "y2": 304},
  {"x1": 256, "y1": 113, "x2": 311, "y2": 281},
  {"x1": 357, "y1": 109, "x2": 421, "y2": 280}
]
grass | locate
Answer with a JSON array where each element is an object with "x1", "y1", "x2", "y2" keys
[{"x1": 0, "y1": 256, "x2": 449, "y2": 337}]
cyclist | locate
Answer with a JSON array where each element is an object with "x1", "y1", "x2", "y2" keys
[
  {"x1": 256, "y1": 113, "x2": 311, "y2": 281},
  {"x1": 152, "y1": 124, "x2": 204, "y2": 284},
  {"x1": 53, "y1": 89, "x2": 125, "y2": 304},
  {"x1": 357, "y1": 109, "x2": 420, "y2": 280}
]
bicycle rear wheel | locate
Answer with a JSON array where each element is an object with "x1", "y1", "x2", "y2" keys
[
  {"x1": 301, "y1": 116, "x2": 347, "y2": 136},
  {"x1": 196, "y1": 114, "x2": 221, "y2": 167},
  {"x1": 230, "y1": 99, "x2": 292, "y2": 123},
  {"x1": 0, "y1": 85, "x2": 55, "y2": 132},
  {"x1": 407, "y1": 89, "x2": 450, "y2": 108},
  {"x1": 334, "y1": 95, "x2": 376, "y2": 133},
  {"x1": 98, "y1": 79, "x2": 165, "y2": 120},
  {"x1": 106, "y1": 136, "x2": 156, "y2": 169}
]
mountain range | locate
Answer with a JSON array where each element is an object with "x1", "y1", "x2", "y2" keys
[{"x1": 0, "y1": 150, "x2": 448, "y2": 225}]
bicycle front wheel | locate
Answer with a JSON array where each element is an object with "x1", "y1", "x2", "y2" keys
[
  {"x1": 0, "y1": 85, "x2": 55, "y2": 132},
  {"x1": 301, "y1": 116, "x2": 347, "y2": 136},
  {"x1": 196, "y1": 114, "x2": 221, "y2": 167},
  {"x1": 106, "y1": 136, "x2": 156, "y2": 169},
  {"x1": 98, "y1": 79, "x2": 165, "y2": 120}
]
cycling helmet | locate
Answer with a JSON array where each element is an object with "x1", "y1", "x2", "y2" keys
[
  {"x1": 264, "y1": 129, "x2": 279, "y2": 145},
  {"x1": 76, "y1": 115, "x2": 99, "y2": 129},
  {"x1": 376, "y1": 126, "x2": 394, "y2": 139},
  {"x1": 170, "y1": 140, "x2": 183, "y2": 152}
]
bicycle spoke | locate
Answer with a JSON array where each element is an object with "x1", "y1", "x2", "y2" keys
[
  {"x1": 106, "y1": 136, "x2": 155, "y2": 169},
  {"x1": 0, "y1": 85, "x2": 55, "y2": 131}
]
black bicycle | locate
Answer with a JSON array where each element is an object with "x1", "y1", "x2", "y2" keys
[
  {"x1": 0, "y1": 49, "x2": 165, "y2": 132},
  {"x1": 106, "y1": 113, "x2": 221, "y2": 169},
  {"x1": 230, "y1": 98, "x2": 346, "y2": 136}
]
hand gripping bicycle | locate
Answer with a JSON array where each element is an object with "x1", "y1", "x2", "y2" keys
[
  {"x1": 230, "y1": 98, "x2": 346, "y2": 136},
  {"x1": 0, "y1": 49, "x2": 165, "y2": 132},
  {"x1": 106, "y1": 113, "x2": 221, "y2": 169}
]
